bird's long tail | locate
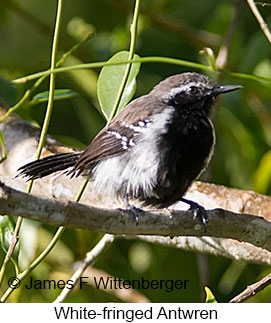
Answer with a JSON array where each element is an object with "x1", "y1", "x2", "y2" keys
[{"x1": 16, "y1": 152, "x2": 81, "y2": 181}]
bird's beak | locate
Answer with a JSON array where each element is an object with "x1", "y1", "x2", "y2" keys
[{"x1": 213, "y1": 84, "x2": 243, "y2": 96}]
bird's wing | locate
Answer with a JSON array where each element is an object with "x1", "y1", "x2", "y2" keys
[{"x1": 74, "y1": 95, "x2": 154, "y2": 175}]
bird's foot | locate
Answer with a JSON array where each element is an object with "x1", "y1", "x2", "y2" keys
[
  {"x1": 118, "y1": 194, "x2": 144, "y2": 225},
  {"x1": 180, "y1": 198, "x2": 208, "y2": 231},
  {"x1": 118, "y1": 204, "x2": 144, "y2": 225},
  {"x1": 128, "y1": 204, "x2": 144, "y2": 225}
]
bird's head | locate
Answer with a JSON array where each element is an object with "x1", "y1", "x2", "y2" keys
[{"x1": 150, "y1": 72, "x2": 242, "y2": 115}]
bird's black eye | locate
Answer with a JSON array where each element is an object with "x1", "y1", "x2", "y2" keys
[{"x1": 189, "y1": 86, "x2": 198, "y2": 94}]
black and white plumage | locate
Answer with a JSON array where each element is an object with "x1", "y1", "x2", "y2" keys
[{"x1": 17, "y1": 72, "x2": 241, "y2": 222}]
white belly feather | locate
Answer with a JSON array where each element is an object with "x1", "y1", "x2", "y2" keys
[{"x1": 91, "y1": 107, "x2": 174, "y2": 199}]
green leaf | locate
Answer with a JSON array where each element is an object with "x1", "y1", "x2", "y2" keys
[
  {"x1": 97, "y1": 51, "x2": 141, "y2": 120},
  {"x1": 205, "y1": 286, "x2": 217, "y2": 303},
  {"x1": 0, "y1": 216, "x2": 19, "y2": 267},
  {"x1": 30, "y1": 89, "x2": 78, "y2": 105},
  {"x1": 253, "y1": 150, "x2": 271, "y2": 194}
]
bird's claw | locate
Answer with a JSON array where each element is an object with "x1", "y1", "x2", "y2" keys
[
  {"x1": 188, "y1": 203, "x2": 208, "y2": 232},
  {"x1": 180, "y1": 197, "x2": 208, "y2": 230},
  {"x1": 129, "y1": 205, "x2": 144, "y2": 225},
  {"x1": 118, "y1": 204, "x2": 144, "y2": 225}
]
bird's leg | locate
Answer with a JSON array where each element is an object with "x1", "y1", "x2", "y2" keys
[
  {"x1": 121, "y1": 194, "x2": 144, "y2": 225},
  {"x1": 180, "y1": 197, "x2": 208, "y2": 230}
]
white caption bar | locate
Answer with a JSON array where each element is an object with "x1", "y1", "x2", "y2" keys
[{"x1": 1, "y1": 303, "x2": 265, "y2": 322}]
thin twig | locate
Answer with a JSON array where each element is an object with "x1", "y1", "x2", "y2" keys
[
  {"x1": 0, "y1": 0, "x2": 64, "y2": 301},
  {"x1": 0, "y1": 4, "x2": 95, "y2": 295},
  {"x1": 255, "y1": 2, "x2": 271, "y2": 7},
  {"x1": 108, "y1": 0, "x2": 141, "y2": 121},
  {"x1": 0, "y1": 28, "x2": 93, "y2": 291},
  {"x1": 53, "y1": 0, "x2": 142, "y2": 303},
  {"x1": 0, "y1": 226, "x2": 65, "y2": 302},
  {"x1": 216, "y1": 0, "x2": 243, "y2": 69},
  {"x1": 12, "y1": 56, "x2": 271, "y2": 85},
  {"x1": 247, "y1": 0, "x2": 271, "y2": 45},
  {"x1": 229, "y1": 273, "x2": 271, "y2": 302},
  {"x1": 1, "y1": 0, "x2": 94, "y2": 63},
  {"x1": 54, "y1": 234, "x2": 115, "y2": 303},
  {"x1": 107, "y1": 0, "x2": 221, "y2": 47},
  {"x1": 0, "y1": 32, "x2": 93, "y2": 124}
]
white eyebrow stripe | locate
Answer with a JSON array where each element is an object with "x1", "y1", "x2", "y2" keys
[{"x1": 162, "y1": 81, "x2": 213, "y2": 101}]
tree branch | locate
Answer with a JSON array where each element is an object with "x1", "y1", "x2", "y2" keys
[
  {"x1": 1, "y1": 104, "x2": 271, "y2": 265},
  {"x1": 1, "y1": 181, "x2": 271, "y2": 251}
]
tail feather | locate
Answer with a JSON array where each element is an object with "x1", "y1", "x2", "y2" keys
[{"x1": 17, "y1": 152, "x2": 80, "y2": 181}]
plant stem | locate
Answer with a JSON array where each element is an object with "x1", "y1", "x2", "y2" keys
[
  {"x1": 0, "y1": 0, "x2": 64, "y2": 302},
  {"x1": 33, "y1": 1, "x2": 63, "y2": 161},
  {"x1": 53, "y1": 0, "x2": 142, "y2": 302},
  {"x1": 12, "y1": 56, "x2": 271, "y2": 86},
  {"x1": 247, "y1": 0, "x2": 271, "y2": 45},
  {"x1": 0, "y1": 226, "x2": 65, "y2": 302},
  {"x1": 54, "y1": 234, "x2": 115, "y2": 303},
  {"x1": 0, "y1": 32, "x2": 93, "y2": 124},
  {"x1": 0, "y1": 90, "x2": 31, "y2": 123},
  {"x1": 108, "y1": 0, "x2": 141, "y2": 121}
]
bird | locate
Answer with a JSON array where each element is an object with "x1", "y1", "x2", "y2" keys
[{"x1": 17, "y1": 72, "x2": 242, "y2": 225}]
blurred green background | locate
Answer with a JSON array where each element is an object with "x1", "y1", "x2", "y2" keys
[{"x1": 0, "y1": 0, "x2": 271, "y2": 302}]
